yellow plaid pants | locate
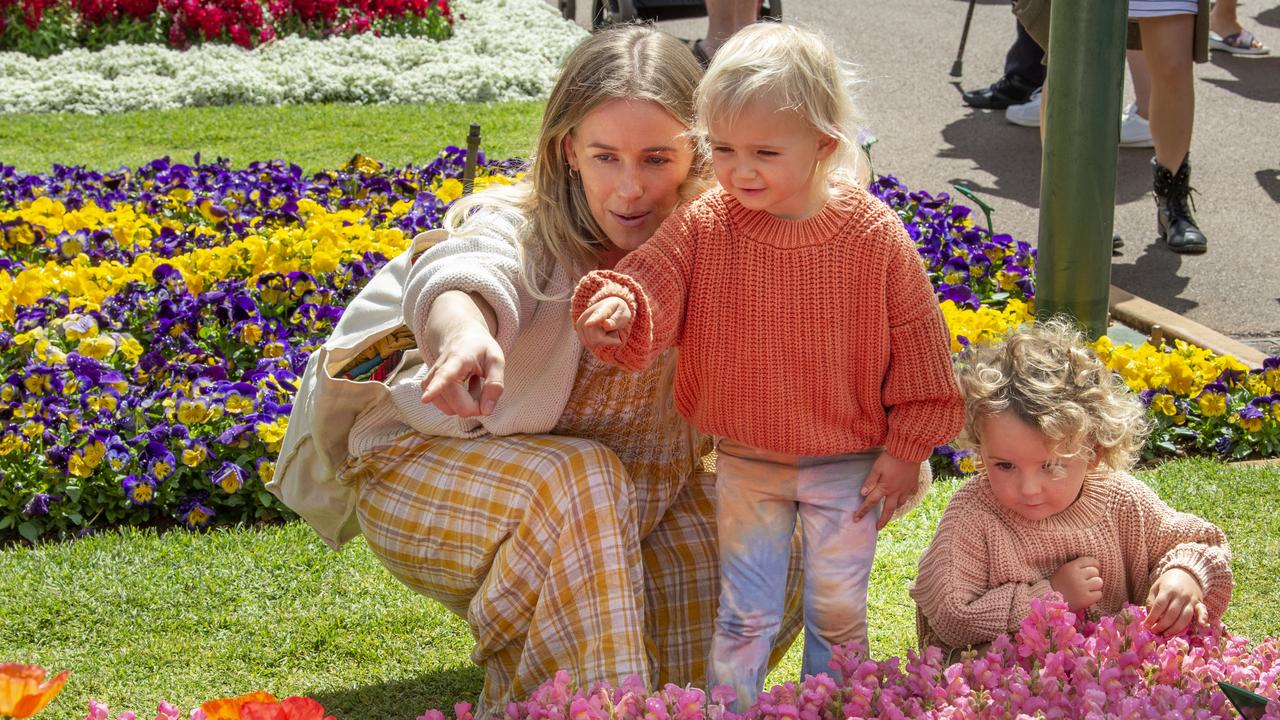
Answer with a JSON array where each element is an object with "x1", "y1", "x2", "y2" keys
[{"x1": 344, "y1": 432, "x2": 803, "y2": 716}]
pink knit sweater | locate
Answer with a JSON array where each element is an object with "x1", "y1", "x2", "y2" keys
[
  {"x1": 571, "y1": 185, "x2": 963, "y2": 461},
  {"x1": 910, "y1": 469, "x2": 1233, "y2": 654}
]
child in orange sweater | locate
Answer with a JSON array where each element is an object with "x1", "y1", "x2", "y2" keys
[
  {"x1": 570, "y1": 23, "x2": 963, "y2": 709},
  {"x1": 910, "y1": 320, "x2": 1233, "y2": 658}
]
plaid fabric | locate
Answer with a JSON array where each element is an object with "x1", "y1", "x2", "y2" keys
[{"x1": 345, "y1": 349, "x2": 804, "y2": 715}]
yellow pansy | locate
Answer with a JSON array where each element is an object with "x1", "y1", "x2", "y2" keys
[
  {"x1": 77, "y1": 335, "x2": 117, "y2": 360},
  {"x1": 435, "y1": 178, "x2": 464, "y2": 204},
  {"x1": 256, "y1": 416, "x2": 289, "y2": 445}
]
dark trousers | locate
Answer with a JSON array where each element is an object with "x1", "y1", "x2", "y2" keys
[{"x1": 1004, "y1": 21, "x2": 1046, "y2": 86}]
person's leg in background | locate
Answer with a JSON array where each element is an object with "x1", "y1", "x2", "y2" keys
[
  {"x1": 1120, "y1": 50, "x2": 1155, "y2": 147},
  {"x1": 697, "y1": 0, "x2": 755, "y2": 62},
  {"x1": 963, "y1": 20, "x2": 1045, "y2": 109},
  {"x1": 1139, "y1": 13, "x2": 1207, "y2": 253},
  {"x1": 1209, "y1": 0, "x2": 1270, "y2": 54},
  {"x1": 1010, "y1": 47, "x2": 1153, "y2": 147}
]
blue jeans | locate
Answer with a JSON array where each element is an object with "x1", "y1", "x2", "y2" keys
[{"x1": 707, "y1": 440, "x2": 881, "y2": 711}]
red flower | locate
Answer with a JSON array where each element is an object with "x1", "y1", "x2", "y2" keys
[
  {"x1": 257, "y1": 24, "x2": 274, "y2": 42},
  {"x1": 119, "y1": 0, "x2": 158, "y2": 20},
  {"x1": 228, "y1": 21, "x2": 250, "y2": 46},
  {"x1": 167, "y1": 20, "x2": 189, "y2": 47},
  {"x1": 196, "y1": 4, "x2": 223, "y2": 39},
  {"x1": 290, "y1": 0, "x2": 314, "y2": 22}
]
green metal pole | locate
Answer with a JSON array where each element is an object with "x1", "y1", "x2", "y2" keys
[{"x1": 1035, "y1": 0, "x2": 1128, "y2": 339}]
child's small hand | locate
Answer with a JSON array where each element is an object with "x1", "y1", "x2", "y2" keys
[
  {"x1": 1144, "y1": 567, "x2": 1207, "y2": 636},
  {"x1": 575, "y1": 297, "x2": 633, "y2": 352},
  {"x1": 853, "y1": 453, "x2": 920, "y2": 531},
  {"x1": 1050, "y1": 556, "x2": 1104, "y2": 612}
]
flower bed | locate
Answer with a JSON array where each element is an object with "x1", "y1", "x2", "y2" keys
[
  {"x1": 0, "y1": 156, "x2": 1276, "y2": 544},
  {"x1": 9, "y1": 596, "x2": 1280, "y2": 718},
  {"x1": 1, "y1": 0, "x2": 453, "y2": 56},
  {"x1": 0, "y1": 0, "x2": 587, "y2": 114}
]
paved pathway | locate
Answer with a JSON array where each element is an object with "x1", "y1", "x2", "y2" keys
[{"x1": 558, "y1": 0, "x2": 1280, "y2": 354}]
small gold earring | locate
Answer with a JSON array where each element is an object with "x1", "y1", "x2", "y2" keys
[{"x1": 568, "y1": 165, "x2": 579, "y2": 178}]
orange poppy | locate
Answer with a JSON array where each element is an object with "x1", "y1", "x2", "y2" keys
[
  {"x1": 199, "y1": 692, "x2": 279, "y2": 720},
  {"x1": 0, "y1": 663, "x2": 70, "y2": 719},
  {"x1": 239, "y1": 696, "x2": 335, "y2": 720}
]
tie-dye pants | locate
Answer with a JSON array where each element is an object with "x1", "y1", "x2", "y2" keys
[{"x1": 708, "y1": 440, "x2": 882, "y2": 711}]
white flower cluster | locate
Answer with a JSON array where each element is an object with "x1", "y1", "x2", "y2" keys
[{"x1": 0, "y1": 0, "x2": 589, "y2": 114}]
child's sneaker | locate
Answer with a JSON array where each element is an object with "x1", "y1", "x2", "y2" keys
[
  {"x1": 1004, "y1": 87, "x2": 1042, "y2": 128},
  {"x1": 1119, "y1": 103, "x2": 1154, "y2": 148}
]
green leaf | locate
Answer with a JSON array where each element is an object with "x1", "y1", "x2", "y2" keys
[
  {"x1": 65, "y1": 485, "x2": 82, "y2": 502},
  {"x1": 1232, "y1": 443, "x2": 1253, "y2": 460},
  {"x1": 257, "y1": 491, "x2": 276, "y2": 507},
  {"x1": 18, "y1": 520, "x2": 41, "y2": 543},
  {"x1": 0, "y1": 515, "x2": 13, "y2": 530}
]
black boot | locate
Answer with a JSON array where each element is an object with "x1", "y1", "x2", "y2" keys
[{"x1": 1152, "y1": 156, "x2": 1207, "y2": 254}]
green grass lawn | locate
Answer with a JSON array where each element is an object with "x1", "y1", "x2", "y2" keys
[
  {"x1": 4, "y1": 103, "x2": 1278, "y2": 718},
  {"x1": 6, "y1": 458, "x2": 1277, "y2": 720},
  {"x1": 0, "y1": 102, "x2": 546, "y2": 174}
]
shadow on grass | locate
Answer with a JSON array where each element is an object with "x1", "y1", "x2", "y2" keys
[{"x1": 308, "y1": 665, "x2": 485, "y2": 720}]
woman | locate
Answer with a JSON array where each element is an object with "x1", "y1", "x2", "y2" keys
[{"x1": 335, "y1": 27, "x2": 803, "y2": 715}]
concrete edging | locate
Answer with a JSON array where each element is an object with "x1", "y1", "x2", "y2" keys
[{"x1": 1108, "y1": 285, "x2": 1268, "y2": 370}]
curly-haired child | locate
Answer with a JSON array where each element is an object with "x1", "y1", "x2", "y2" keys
[{"x1": 910, "y1": 319, "x2": 1233, "y2": 656}]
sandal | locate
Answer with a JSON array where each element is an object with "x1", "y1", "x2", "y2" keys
[
  {"x1": 1209, "y1": 29, "x2": 1271, "y2": 55},
  {"x1": 689, "y1": 38, "x2": 711, "y2": 69}
]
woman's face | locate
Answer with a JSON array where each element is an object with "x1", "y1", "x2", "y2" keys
[{"x1": 563, "y1": 98, "x2": 695, "y2": 253}]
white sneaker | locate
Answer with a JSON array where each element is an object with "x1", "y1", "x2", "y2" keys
[
  {"x1": 1119, "y1": 103, "x2": 1154, "y2": 148},
  {"x1": 1005, "y1": 87, "x2": 1042, "y2": 127}
]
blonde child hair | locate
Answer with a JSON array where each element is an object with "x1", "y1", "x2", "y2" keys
[
  {"x1": 695, "y1": 22, "x2": 869, "y2": 187},
  {"x1": 955, "y1": 318, "x2": 1150, "y2": 472}
]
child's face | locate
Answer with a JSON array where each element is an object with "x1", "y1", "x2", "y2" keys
[
  {"x1": 979, "y1": 412, "x2": 1095, "y2": 522},
  {"x1": 707, "y1": 97, "x2": 835, "y2": 220}
]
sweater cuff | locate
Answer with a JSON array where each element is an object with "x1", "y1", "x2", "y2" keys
[
  {"x1": 571, "y1": 270, "x2": 649, "y2": 371},
  {"x1": 410, "y1": 265, "x2": 521, "y2": 359},
  {"x1": 885, "y1": 434, "x2": 938, "y2": 465},
  {"x1": 1151, "y1": 545, "x2": 1234, "y2": 623}
]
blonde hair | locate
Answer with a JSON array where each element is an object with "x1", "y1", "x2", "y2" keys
[
  {"x1": 444, "y1": 25, "x2": 709, "y2": 299},
  {"x1": 695, "y1": 22, "x2": 868, "y2": 188},
  {"x1": 955, "y1": 318, "x2": 1150, "y2": 472}
]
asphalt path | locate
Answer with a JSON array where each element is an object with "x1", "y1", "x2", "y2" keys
[{"x1": 556, "y1": 0, "x2": 1280, "y2": 354}]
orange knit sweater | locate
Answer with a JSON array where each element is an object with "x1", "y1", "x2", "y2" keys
[
  {"x1": 909, "y1": 469, "x2": 1234, "y2": 655},
  {"x1": 571, "y1": 185, "x2": 963, "y2": 461}
]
